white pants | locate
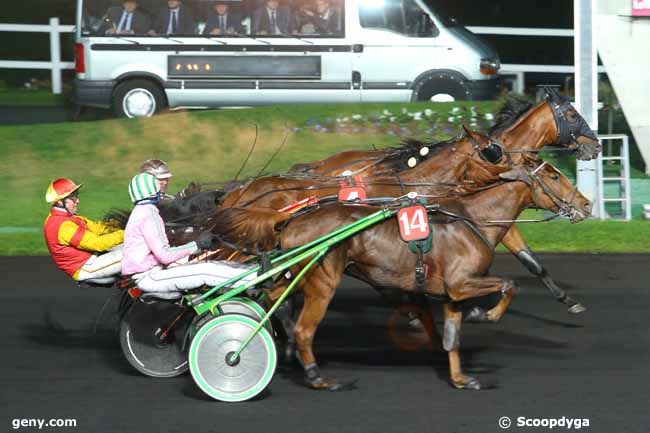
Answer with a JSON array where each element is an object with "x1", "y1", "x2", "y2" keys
[
  {"x1": 133, "y1": 261, "x2": 257, "y2": 293},
  {"x1": 76, "y1": 246, "x2": 123, "y2": 283}
]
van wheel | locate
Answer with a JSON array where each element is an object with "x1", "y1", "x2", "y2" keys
[
  {"x1": 412, "y1": 73, "x2": 470, "y2": 102},
  {"x1": 113, "y1": 79, "x2": 165, "y2": 118}
]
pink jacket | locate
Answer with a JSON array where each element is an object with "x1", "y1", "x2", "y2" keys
[{"x1": 122, "y1": 203, "x2": 198, "y2": 275}]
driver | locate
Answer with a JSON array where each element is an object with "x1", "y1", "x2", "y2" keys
[
  {"x1": 43, "y1": 178, "x2": 124, "y2": 282},
  {"x1": 122, "y1": 172, "x2": 256, "y2": 295}
]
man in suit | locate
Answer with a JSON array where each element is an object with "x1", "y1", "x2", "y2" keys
[
  {"x1": 150, "y1": 0, "x2": 196, "y2": 35},
  {"x1": 203, "y1": 1, "x2": 243, "y2": 36},
  {"x1": 252, "y1": 0, "x2": 291, "y2": 35},
  {"x1": 101, "y1": 0, "x2": 151, "y2": 35},
  {"x1": 292, "y1": 0, "x2": 341, "y2": 35}
]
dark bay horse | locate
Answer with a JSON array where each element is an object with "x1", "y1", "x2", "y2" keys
[{"x1": 214, "y1": 158, "x2": 591, "y2": 390}]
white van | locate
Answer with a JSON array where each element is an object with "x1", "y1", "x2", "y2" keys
[{"x1": 74, "y1": 0, "x2": 500, "y2": 117}]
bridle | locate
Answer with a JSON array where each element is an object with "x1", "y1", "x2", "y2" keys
[{"x1": 527, "y1": 161, "x2": 582, "y2": 222}]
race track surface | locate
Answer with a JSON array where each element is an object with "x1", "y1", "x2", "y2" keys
[{"x1": 1, "y1": 255, "x2": 649, "y2": 433}]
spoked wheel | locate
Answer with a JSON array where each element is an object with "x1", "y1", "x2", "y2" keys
[
  {"x1": 119, "y1": 298, "x2": 194, "y2": 378},
  {"x1": 189, "y1": 314, "x2": 277, "y2": 402}
]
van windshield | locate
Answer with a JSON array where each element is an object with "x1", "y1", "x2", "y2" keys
[
  {"x1": 420, "y1": 0, "x2": 458, "y2": 27},
  {"x1": 80, "y1": 0, "x2": 345, "y2": 38}
]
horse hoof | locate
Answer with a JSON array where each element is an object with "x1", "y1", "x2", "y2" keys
[
  {"x1": 453, "y1": 377, "x2": 482, "y2": 390},
  {"x1": 568, "y1": 303, "x2": 586, "y2": 314},
  {"x1": 407, "y1": 317, "x2": 425, "y2": 331},
  {"x1": 306, "y1": 377, "x2": 344, "y2": 391},
  {"x1": 464, "y1": 306, "x2": 489, "y2": 323}
]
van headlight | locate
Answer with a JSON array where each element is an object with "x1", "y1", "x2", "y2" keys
[{"x1": 480, "y1": 58, "x2": 500, "y2": 75}]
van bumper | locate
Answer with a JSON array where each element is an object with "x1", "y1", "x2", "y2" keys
[
  {"x1": 465, "y1": 77, "x2": 500, "y2": 100},
  {"x1": 73, "y1": 79, "x2": 114, "y2": 109}
]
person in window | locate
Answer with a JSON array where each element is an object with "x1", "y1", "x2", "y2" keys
[
  {"x1": 150, "y1": 0, "x2": 196, "y2": 36},
  {"x1": 203, "y1": 1, "x2": 243, "y2": 36},
  {"x1": 253, "y1": 0, "x2": 291, "y2": 35},
  {"x1": 43, "y1": 178, "x2": 124, "y2": 283},
  {"x1": 101, "y1": 0, "x2": 151, "y2": 35},
  {"x1": 292, "y1": 0, "x2": 340, "y2": 35}
]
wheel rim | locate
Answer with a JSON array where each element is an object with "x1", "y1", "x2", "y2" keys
[
  {"x1": 219, "y1": 297, "x2": 273, "y2": 334},
  {"x1": 122, "y1": 88, "x2": 156, "y2": 118},
  {"x1": 430, "y1": 93, "x2": 455, "y2": 102},
  {"x1": 120, "y1": 300, "x2": 191, "y2": 377},
  {"x1": 189, "y1": 314, "x2": 277, "y2": 402}
]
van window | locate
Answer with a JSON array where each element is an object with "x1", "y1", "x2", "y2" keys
[
  {"x1": 359, "y1": 0, "x2": 438, "y2": 37},
  {"x1": 81, "y1": 0, "x2": 345, "y2": 38}
]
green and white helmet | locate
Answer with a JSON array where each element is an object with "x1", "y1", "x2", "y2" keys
[{"x1": 129, "y1": 172, "x2": 160, "y2": 203}]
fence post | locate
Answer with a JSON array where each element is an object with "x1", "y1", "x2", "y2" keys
[{"x1": 49, "y1": 17, "x2": 62, "y2": 94}]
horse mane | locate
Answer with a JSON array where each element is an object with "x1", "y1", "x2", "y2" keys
[
  {"x1": 489, "y1": 98, "x2": 534, "y2": 136},
  {"x1": 211, "y1": 207, "x2": 292, "y2": 253},
  {"x1": 158, "y1": 190, "x2": 225, "y2": 224},
  {"x1": 102, "y1": 209, "x2": 131, "y2": 229},
  {"x1": 378, "y1": 135, "x2": 464, "y2": 174}
]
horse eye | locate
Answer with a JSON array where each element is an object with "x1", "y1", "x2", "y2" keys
[
  {"x1": 550, "y1": 174, "x2": 560, "y2": 180},
  {"x1": 566, "y1": 110, "x2": 578, "y2": 123}
]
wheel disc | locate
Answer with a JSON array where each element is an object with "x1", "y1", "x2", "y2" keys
[
  {"x1": 119, "y1": 299, "x2": 192, "y2": 378},
  {"x1": 122, "y1": 88, "x2": 156, "y2": 118},
  {"x1": 189, "y1": 314, "x2": 277, "y2": 402},
  {"x1": 219, "y1": 297, "x2": 273, "y2": 334}
]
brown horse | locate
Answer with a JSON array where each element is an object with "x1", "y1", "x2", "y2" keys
[
  {"x1": 214, "y1": 158, "x2": 592, "y2": 391},
  {"x1": 287, "y1": 91, "x2": 601, "y2": 177},
  {"x1": 220, "y1": 108, "x2": 592, "y2": 313}
]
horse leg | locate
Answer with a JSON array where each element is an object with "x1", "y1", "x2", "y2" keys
[
  {"x1": 293, "y1": 258, "x2": 345, "y2": 390},
  {"x1": 501, "y1": 226, "x2": 586, "y2": 314},
  {"x1": 443, "y1": 302, "x2": 480, "y2": 390},
  {"x1": 449, "y1": 277, "x2": 517, "y2": 323}
]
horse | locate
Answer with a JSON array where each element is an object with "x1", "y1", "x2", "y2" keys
[
  {"x1": 219, "y1": 113, "x2": 591, "y2": 314},
  {"x1": 287, "y1": 90, "x2": 601, "y2": 177},
  {"x1": 212, "y1": 157, "x2": 592, "y2": 391}
]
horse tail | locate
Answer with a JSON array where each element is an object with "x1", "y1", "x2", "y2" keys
[
  {"x1": 102, "y1": 208, "x2": 131, "y2": 229},
  {"x1": 212, "y1": 207, "x2": 292, "y2": 252}
]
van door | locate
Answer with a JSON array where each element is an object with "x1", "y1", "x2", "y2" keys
[{"x1": 352, "y1": 0, "x2": 447, "y2": 102}]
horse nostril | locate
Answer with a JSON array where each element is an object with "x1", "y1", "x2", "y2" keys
[{"x1": 583, "y1": 202, "x2": 592, "y2": 214}]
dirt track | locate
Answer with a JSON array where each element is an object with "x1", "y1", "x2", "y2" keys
[{"x1": 1, "y1": 254, "x2": 649, "y2": 433}]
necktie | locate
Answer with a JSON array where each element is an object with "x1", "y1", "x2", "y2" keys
[
  {"x1": 219, "y1": 15, "x2": 225, "y2": 31},
  {"x1": 126, "y1": 13, "x2": 133, "y2": 32},
  {"x1": 271, "y1": 11, "x2": 277, "y2": 34},
  {"x1": 168, "y1": 10, "x2": 177, "y2": 34},
  {"x1": 117, "y1": 11, "x2": 127, "y2": 32}
]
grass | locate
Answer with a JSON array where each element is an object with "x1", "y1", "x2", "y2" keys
[
  {"x1": 1, "y1": 101, "x2": 649, "y2": 255},
  {"x1": 0, "y1": 88, "x2": 66, "y2": 107}
]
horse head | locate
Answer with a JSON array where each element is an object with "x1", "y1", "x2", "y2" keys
[
  {"x1": 499, "y1": 158, "x2": 592, "y2": 223},
  {"x1": 544, "y1": 87, "x2": 601, "y2": 160}
]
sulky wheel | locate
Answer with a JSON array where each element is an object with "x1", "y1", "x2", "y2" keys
[
  {"x1": 119, "y1": 298, "x2": 194, "y2": 378},
  {"x1": 219, "y1": 297, "x2": 273, "y2": 335},
  {"x1": 189, "y1": 314, "x2": 277, "y2": 402}
]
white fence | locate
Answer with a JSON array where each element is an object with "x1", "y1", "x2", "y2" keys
[
  {"x1": 468, "y1": 26, "x2": 606, "y2": 94},
  {"x1": 0, "y1": 21, "x2": 603, "y2": 95},
  {"x1": 0, "y1": 18, "x2": 74, "y2": 94}
]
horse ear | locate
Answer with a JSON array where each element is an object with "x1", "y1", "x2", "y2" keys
[{"x1": 499, "y1": 167, "x2": 531, "y2": 185}]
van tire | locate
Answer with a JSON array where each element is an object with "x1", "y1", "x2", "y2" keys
[
  {"x1": 411, "y1": 72, "x2": 471, "y2": 102},
  {"x1": 113, "y1": 79, "x2": 166, "y2": 118}
]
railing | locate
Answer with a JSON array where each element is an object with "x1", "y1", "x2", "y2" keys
[
  {"x1": 0, "y1": 18, "x2": 74, "y2": 94},
  {"x1": 467, "y1": 26, "x2": 606, "y2": 94},
  {"x1": 596, "y1": 134, "x2": 632, "y2": 221}
]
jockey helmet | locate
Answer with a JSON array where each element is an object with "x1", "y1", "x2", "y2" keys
[
  {"x1": 129, "y1": 172, "x2": 160, "y2": 203},
  {"x1": 140, "y1": 159, "x2": 172, "y2": 179},
  {"x1": 46, "y1": 178, "x2": 82, "y2": 204}
]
